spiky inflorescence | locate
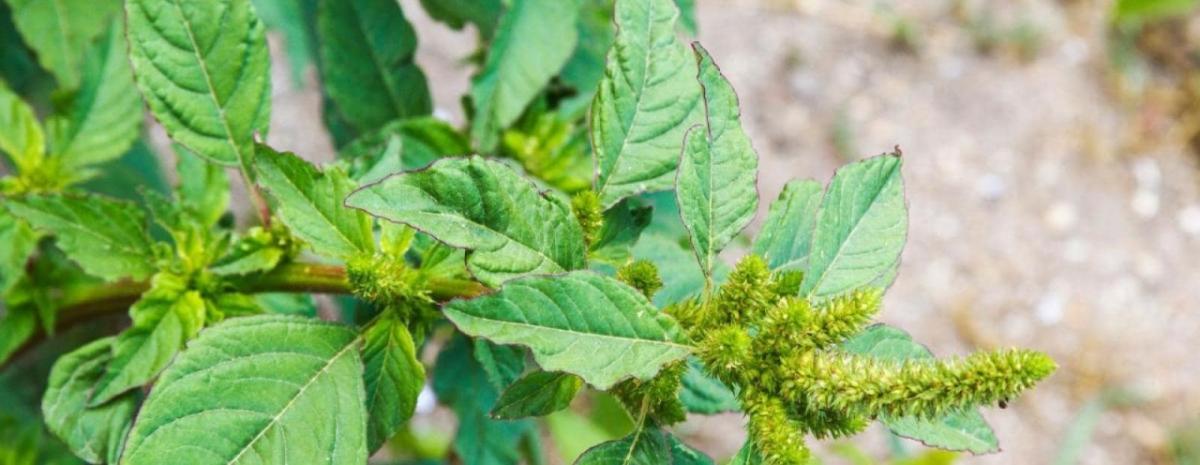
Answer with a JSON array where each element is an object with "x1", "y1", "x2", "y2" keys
[
  {"x1": 570, "y1": 190, "x2": 603, "y2": 247},
  {"x1": 781, "y1": 348, "x2": 1056, "y2": 420},
  {"x1": 707, "y1": 255, "x2": 776, "y2": 328},
  {"x1": 684, "y1": 254, "x2": 1055, "y2": 464},
  {"x1": 611, "y1": 360, "x2": 688, "y2": 426},
  {"x1": 616, "y1": 260, "x2": 663, "y2": 300},
  {"x1": 743, "y1": 391, "x2": 811, "y2": 464}
]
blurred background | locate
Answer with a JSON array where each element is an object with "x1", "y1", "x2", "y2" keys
[{"x1": 250, "y1": 0, "x2": 1200, "y2": 463}]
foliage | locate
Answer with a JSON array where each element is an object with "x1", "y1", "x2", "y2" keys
[{"x1": 0, "y1": 0, "x2": 1054, "y2": 464}]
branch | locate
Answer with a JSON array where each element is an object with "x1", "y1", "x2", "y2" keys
[{"x1": 6, "y1": 261, "x2": 489, "y2": 368}]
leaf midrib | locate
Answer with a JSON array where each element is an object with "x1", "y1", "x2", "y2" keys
[
  {"x1": 223, "y1": 337, "x2": 359, "y2": 465},
  {"x1": 805, "y1": 161, "x2": 900, "y2": 297},
  {"x1": 167, "y1": 0, "x2": 251, "y2": 170}
]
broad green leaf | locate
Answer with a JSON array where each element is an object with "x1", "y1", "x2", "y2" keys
[
  {"x1": 126, "y1": 0, "x2": 271, "y2": 170},
  {"x1": 0, "y1": 81, "x2": 42, "y2": 171},
  {"x1": 90, "y1": 288, "x2": 205, "y2": 406},
  {"x1": 48, "y1": 20, "x2": 141, "y2": 171},
  {"x1": 491, "y1": 371, "x2": 582, "y2": 419},
  {"x1": 468, "y1": 0, "x2": 579, "y2": 151},
  {"x1": 41, "y1": 337, "x2": 137, "y2": 464},
  {"x1": 318, "y1": 0, "x2": 430, "y2": 134},
  {"x1": 252, "y1": 0, "x2": 317, "y2": 84},
  {"x1": 120, "y1": 315, "x2": 368, "y2": 465},
  {"x1": 589, "y1": 197, "x2": 652, "y2": 266},
  {"x1": 841, "y1": 324, "x2": 1000, "y2": 454},
  {"x1": 591, "y1": 0, "x2": 702, "y2": 208},
  {"x1": 255, "y1": 144, "x2": 374, "y2": 258},
  {"x1": 0, "y1": 303, "x2": 36, "y2": 366},
  {"x1": 362, "y1": 313, "x2": 425, "y2": 452},
  {"x1": 434, "y1": 335, "x2": 530, "y2": 465},
  {"x1": 728, "y1": 441, "x2": 764, "y2": 465},
  {"x1": 475, "y1": 340, "x2": 526, "y2": 390},
  {"x1": 210, "y1": 230, "x2": 285, "y2": 276},
  {"x1": 341, "y1": 116, "x2": 470, "y2": 172},
  {"x1": 253, "y1": 293, "x2": 316, "y2": 317},
  {"x1": 0, "y1": 210, "x2": 37, "y2": 295},
  {"x1": 676, "y1": 44, "x2": 759, "y2": 276},
  {"x1": 751, "y1": 180, "x2": 823, "y2": 271},
  {"x1": 574, "y1": 429, "x2": 671, "y2": 465},
  {"x1": 6, "y1": 193, "x2": 155, "y2": 281},
  {"x1": 443, "y1": 271, "x2": 691, "y2": 389},
  {"x1": 801, "y1": 154, "x2": 907, "y2": 299},
  {"x1": 679, "y1": 358, "x2": 739, "y2": 414},
  {"x1": 668, "y1": 435, "x2": 714, "y2": 465},
  {"x1": 79, "y1": 138, "x2": 170, "y2": 202},
  {"x1": 673, "y1": 0, "x2": 697, "y2": 35},
  {"x1": 4, "y1": 0, "x2": 120, "y2": 89},
  {"x1": 418, "y1": 0, "x2": 503, "y2": 38},
  {"x1": 175, "y1": 146, "x2": 230, "y2": 227},
  {"x1": 346, "y1": 156, "x2": 586, "y2": 287},
  {"x1": 557, "y1": 0, "x2": 615, "y2": 120}
]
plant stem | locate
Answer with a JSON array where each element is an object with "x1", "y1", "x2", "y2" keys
[{"x1": 6, "y1": 261, "x2": 490, "y2": 368}]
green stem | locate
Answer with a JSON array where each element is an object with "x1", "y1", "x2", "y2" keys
[{"x1": 6, "y1": 261, "x2": 490, "y2": 368}]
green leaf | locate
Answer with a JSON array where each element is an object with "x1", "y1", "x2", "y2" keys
[
  {"x1": 126, "y1": 0, "x2": 271, "y2": 170},
  {"x1": 557, "y1": 0, "x2": 615, "y2": 120},
  {"x1": 175, "y1": 145, "x2": 230, "y2": 227},
  {"x1": 4, "y1": 0, "x2": 121, "y2": 89},
  {"x1": 434, "y1": 335, "x2": 530, "y2": 465},
  {"x1": 210, "y1": 230, "x2": 285, "y2": 276},
  {"x1": 90, "y1": 288, "x2": 205, "y2": 406},
  {"x1": 362, "y1": 313, "x2": 425, "y2": 452},
  {"x1": 841, "y1": 324, "x2": 1000, "y2": 454},
  {"x1": 676, "y1": 43, "x2": 759, "y2": 276},
  {"x1": 491, "y1": 371, "x2": 582, "y2": 419},
  {"x1": 468, "y1": 0, "x2": 579, "y2": 151},
  {"x1": 443, "y1": 271, "x2": 691, "y2": 389},
  {"x1": 255, "y1": 144, "x2": 374, "y2": 258},
  {"x1": 120, "y1": 315, "x2": 368, "y2": 465},
  {"x1": 801, "y1": 154, "x2": 907, "y2": 299},
  {"x1": 673, "y1": 0, "x2": 697, "y2": 35},
  {"x1": 574, "y1": 429, "x2": 671, "y2": 465},
  {"x1": 47, "y1": 20, "x2": 141, "y2": 171},
  {"x1": 728, "y1": 441, "x2": 764, "y2": 465},
  {"x1": 418, "y1": 0, "x2": 502, "y2": 38},
  {"x1": 252, "y1": 0, "x2": 317, "y2": 84},
  {"x1": 341, "y1": 116, "x2": 470, "y2": 176},
  {"x1": 317, "y1": 0, "x2": 430, "y2": 134},
  {"x1": 0, "y1": 81, "x2": 43, "y2": 171},
  {"x1": 632, "y1": 234, "x2": 728, "y2": 307},
  {"x1": 41, "y1": 337, "x2": 137, "y2": 464},
  {"x1": 0, "y1": 210, "x2": 37, "y2": 295},
  {"x1": 474, "y1": 340, "x2": 526, "y2": 390},
  {"x1": 6, "y1": 193, "x2": 155, "y2": 281},
  {"x1": 591, "y1": 0, "x2": 702, "y2": 208},
  {"x1": 589, "y1": 197, "x2": 652, "y2": 266},
  {"x1": 679, "y1": 358, "x2": 739, "y2": 414},
  {"x1": 751, "y1": 180, "x2": 823, "y2": 271},
  {"x1": 0, "y1": 303, "x2": 36, "y2": 366},
  {"x1": 79, "y1": 138, "x2": 170, "y2": 202},
  {"x1": 668, "y1": 435, "x2": 714, "y2": 465},
  {"x1": 346, "y1": 156, "x2": 586, "y2": 287}
]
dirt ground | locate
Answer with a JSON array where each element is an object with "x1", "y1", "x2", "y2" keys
[{"x1": 258, "y1": 0, "x2": 1200, "y2": 463}]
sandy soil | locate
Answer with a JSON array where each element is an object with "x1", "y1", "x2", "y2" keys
[{"x1": 257, "y1": 1, "x2": 1200, "y2": 463}]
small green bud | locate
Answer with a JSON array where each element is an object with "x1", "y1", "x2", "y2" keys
[
  {"x1": 743, "y1": 392, "x2": 810, "y2": 465},
  {"x1": 611, "y1": 360, "x2": 687, "y2": 426},
  {"x1": 710, "y1": 255, "x2": 774, "y2": 327},
  {"x1": 347, "y1": 254, "x2": 431, "y2": 305},
  {"x1": 616, "y1": 260, "x2": 662, "y2": 300},
  {"x1": 770, "y1": 270, "x2": 804, "y2": 298},
  {"x1": 571, "y1": 190, "x2": 603, "y2": 247}
]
